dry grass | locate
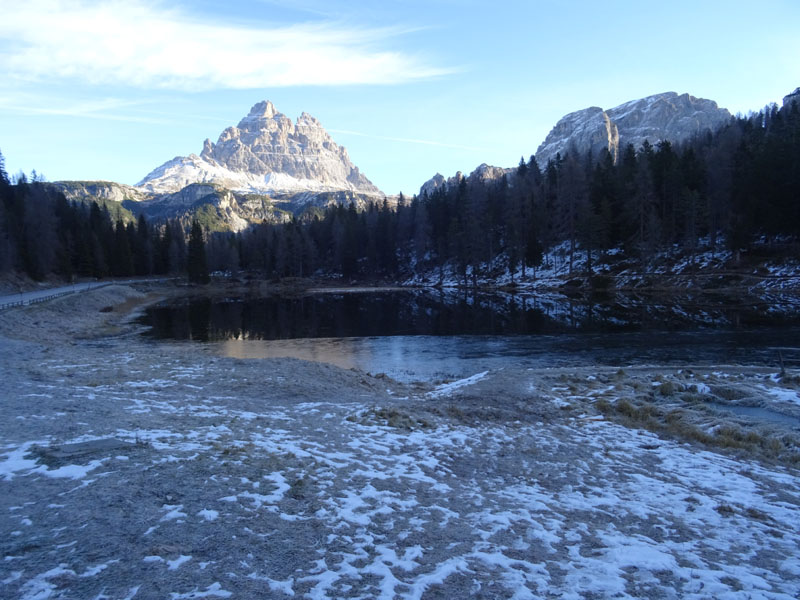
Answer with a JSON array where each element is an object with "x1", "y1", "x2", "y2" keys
[
  {"x1": 593, "y1": 392, "x2": 800, "y2": 464},
  {"x1": 711, "y1": 385, "x2": 748, "y2": 401},
  {"x1": 715, "y1": 503, "x2": 736, "y2": 517},
  {"x1": 351, "y1": 407, "x2": 434, "y2": 431},
  {"x1": 656, "y1": 381, "x2": 679, "y2": 396}
]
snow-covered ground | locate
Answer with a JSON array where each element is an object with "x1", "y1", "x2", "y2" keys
[
  {"x1": 1, "y1": 285, "x2": 799, "y2": 599},
  {"x1": 404, "y1": 238, "x2": 800, "y2": 294}
]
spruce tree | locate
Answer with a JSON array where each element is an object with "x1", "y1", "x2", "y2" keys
[
  {"x1": 0, "y1": 148, "x2": 9, "y2": 187},
  {"x1": 110, "y1": 219, "x2": 133, "y2": 276},
  {"x1": 187, "y1": 220, "x2": 210, "y2": 284},
  {"x1": 517, "y1": 156, "x2": 528, "y2": 178}
]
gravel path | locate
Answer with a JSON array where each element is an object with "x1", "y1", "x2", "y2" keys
[{"x1": 1, "y1": 285, "x2": 799, "y2": 599}]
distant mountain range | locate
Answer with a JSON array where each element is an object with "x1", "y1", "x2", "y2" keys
[
  {"x1": 419, "y1": 91, "x2": 733, "y2": 197},
  {"x1": 51, "y1": 90, "x2": 791, "y2": 232},
  {"x1": 51, "y1": 102, "x2": 388, "y2": 231}
]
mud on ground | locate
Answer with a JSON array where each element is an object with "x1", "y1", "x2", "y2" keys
[{"x1": 1, "y1": 284, "x2": 799, "y2": 599}]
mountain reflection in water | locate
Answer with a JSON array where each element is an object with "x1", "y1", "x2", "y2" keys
[{"x1": 219, "y1": 337, "x2": 366, "y2": 371}]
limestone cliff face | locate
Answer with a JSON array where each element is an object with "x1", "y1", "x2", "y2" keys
[
  {"x1": 419, "y1": 173, "x2": 447, "y2": 197},
  {"x1": 418, "y1": 163, "x2": 512, "y2": 197},
  {"x1": 131, "y1": 183, "x2": 291, "y2": 233},
  {"x1": 137, "y1": 101, "x2": 382, "y2": 196},
  {"x1": 536, "y1": 107, "x2": 621, "y2": 164},
  {"x1": 783, "y1": 87, "x2": 800, "y2": 108},
  {"x1": 51, "y1": 181, "x2": 147, "y2": 204},
  {"x1": 417, "y1": 92, "x2": 730, "y2": 198},
  {"x1": 535, "y1": 92, "x2": 731, "y2": 165}
]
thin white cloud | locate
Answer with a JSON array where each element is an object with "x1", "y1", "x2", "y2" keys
[
  {"x1": 0, "y1": 95, "x2": 172, "y2": 123},
  {"x1": 0, "y1": 0, "x2": 451, "y2": 90}
]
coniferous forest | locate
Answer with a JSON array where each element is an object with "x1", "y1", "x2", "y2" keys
[{"x1": 1, "y1": 100, "x2": 798, "y2": 285}]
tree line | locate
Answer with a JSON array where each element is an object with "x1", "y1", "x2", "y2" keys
[
  {"x1": 222, "y1": 98, "x2": 800, "y2": 282},
  {"x1": 1, "y1": 97, "x2": 798, "y2": 285},
  {"x1": 0, "y1": 166, "x2": 210, "y2": 283}
]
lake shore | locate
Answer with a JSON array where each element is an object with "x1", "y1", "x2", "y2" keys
[{"x1": 1, "y1": 282, "x2": 799, "y2": 599}]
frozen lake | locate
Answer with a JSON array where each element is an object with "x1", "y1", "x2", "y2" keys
[{"x1": 140, "y1": 289, "x2": 800, "y2": 382}]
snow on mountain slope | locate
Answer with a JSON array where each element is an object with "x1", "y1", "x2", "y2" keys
[{"x1": 137, "y1": 101, "x2": 383, "y2": 197}]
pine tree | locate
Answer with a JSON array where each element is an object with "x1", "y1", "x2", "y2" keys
[
  {"x1": 110, "y1": 219, "x2": 133, "y2": 276},
  {"x1": 412, "y1": 196, "x2": 432, "y2": 265},
  {"x1": 134, "y1": 214, "x2": 152, "y2": 275},
  {"x1": 0, "y1": 148, "x2": 10, "y2": 188},
  {"x1": 187, "y1": 220, "x2": 210, "y2": 284},
  {"x1": 0, "y1": 196, "x2": 13, "y2": 273},
  {"x1": 21, "y1": 185, "x2": 59, "y2": 280},
  {"x1": 517, "y1": 156, "x2": 528, "y2": 178}
]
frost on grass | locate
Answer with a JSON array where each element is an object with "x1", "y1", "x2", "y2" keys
[{"x1": 1, "y1": 306, "x2": 800, "y2": 598}]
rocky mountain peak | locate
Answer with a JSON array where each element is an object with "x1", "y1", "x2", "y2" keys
[
  {"x1": 783, "y1": 87, "x2": 800, "y2": 108},
  {"x1": 419, "y1": 164, "x2": 511, "y2": 197},
  {"x1": 535, "y1": 92, "x2": 731, "y2": 166},
  {"x1": 470, "y1": 163, "x2": 510, "y2": 183},
  {"x1": 419, "y1": 173, "x2": 446, "y2": 197},
  {"x1": 247, "y1": 100, "x2": 278, "y2": 119},
  {"x1": 297, "y1": 111, "x2": 322, "y2": 127},
  {"x1": 233, "y1": 101, "x2": 290, "y2": 134},
  {"x1": 138, "y1": 101, "x2": 382, "y2": 196}
]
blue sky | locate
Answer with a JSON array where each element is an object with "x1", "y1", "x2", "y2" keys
[{"x1": 1, "y1": 0, "x2": 798, "y2": 196}]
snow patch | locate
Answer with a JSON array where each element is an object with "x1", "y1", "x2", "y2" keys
[{"x1": 427, "y1": 371, "x2": 489, "y2": 398}]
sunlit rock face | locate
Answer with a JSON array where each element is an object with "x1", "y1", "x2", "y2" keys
[
  {"x1": 419, "y1": 172, "x2": 446, "y2": 197},
  {"x1": 535, "y1": 92, "x2": 731, "y2": 165},
  {"x1": 418, "y1": 163, "x2": 513, "y2": 197},
  {"x1": 50, "y1": 181, "x2": 147, "y2": 204},
  {"x1": 137, "y1": 101, "x2": 382, "y2": 197}
]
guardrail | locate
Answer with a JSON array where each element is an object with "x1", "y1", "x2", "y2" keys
[
  {"x1": 0, "y1": 278, "x2": 176, "y2": 311},
  {"x1": 0, "y1": 282, "x2": 113, "y2": 311}
]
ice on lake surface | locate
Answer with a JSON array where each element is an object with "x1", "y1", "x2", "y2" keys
[
  {"x1": 705, "y1": 402, "x2": 800, "y2": 426},
  {"x1": 213, "y1": 331, "x2": 800, "y2": 384},
  {"x1": 141, "y1": 290, "x2": 800, "y2": 382}
]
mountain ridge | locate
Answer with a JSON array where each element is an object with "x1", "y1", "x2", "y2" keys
[
  {"x1": 535, "y1": 91, "x2": 731, "y2": 165},
  {"x1": 419, "y1": 90, "x2": 733, "y2": 197},
  {"x1": 137, "y1": 101, "x2": 383, "y2": 197}
]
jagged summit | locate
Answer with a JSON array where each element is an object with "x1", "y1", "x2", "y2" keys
[
  {"x1": 783, "y1": 87, "x2": 800, "y2": 108},
  {"x1": 234, "y1": 100, "x2": 288, "y2": 132},
  {"x1": 535, "y1": 92, "x2": 731, "y2": 165},
  {"x1": 419, "y1": 164, "x2": 511, "y2": 197},
  {"x1": 137, "y1": 101, "x2": 382, "y2": 196},
  {"x1": 245, "y1": 100, "x2": 279, "y2": 119}
]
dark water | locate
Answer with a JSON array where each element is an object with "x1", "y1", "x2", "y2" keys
[{"x1": 139, "y1": 290, "x2": 800, "y2": 381}]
